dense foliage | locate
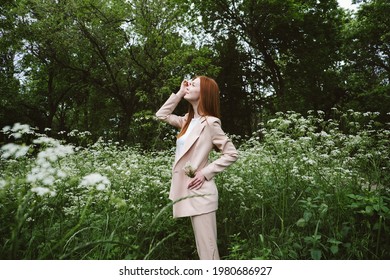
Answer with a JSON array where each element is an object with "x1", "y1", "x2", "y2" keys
[
  {"x1": 1, "y1": 0, "x2": 389, "y2": 146},
  {"x1": 1, "y1": 110, "x2": 389, "y2": 259}
]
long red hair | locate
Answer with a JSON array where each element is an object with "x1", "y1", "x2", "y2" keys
[{"x1": 177, "y1": 76, "x2": 220, "y2": 138}]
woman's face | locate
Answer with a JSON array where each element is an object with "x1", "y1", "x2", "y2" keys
[{"x1": 183, "y1": 77, "x2": 201, "y2": 102}]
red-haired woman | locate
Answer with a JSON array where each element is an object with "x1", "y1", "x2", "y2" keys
[{"x1": 156, "y1": 76, "x2": 238, "y2": 260}]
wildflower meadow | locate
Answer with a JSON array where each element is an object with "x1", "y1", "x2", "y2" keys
[{"x1": 1, "y1": 109, "x2": 389, "y2": 260}]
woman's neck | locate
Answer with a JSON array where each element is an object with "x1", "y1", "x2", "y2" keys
[{"x1": 191, "y1": 102, "x2": 201, "y2": 119}]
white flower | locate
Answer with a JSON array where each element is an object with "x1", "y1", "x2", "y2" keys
[
  {"x1": 15, "y1": 145, "x2": 30, "y2": 158},
  {"x1": 27, "y1": 165, "x2": 56, "y2": 184},
  {"x1": 2, "y1": 126, "x2": 11, "y2": 134},
  {"x1": 36, "y1": 144, "x2": 74, "y2": 163},
  {"x1": 57, "y1": 170, "x2": 67, "y2": 178},
  {"x1": 0, "y1": 179, "x2": 6, "y2": 189},
  {"x1": 79, "y1": 173, "x2": 111, "y2": 191},
  {"x1": 42, "y1": 176, "x2": 55, "y2": 186},
  {"x1": 5, "y1": 123, "x2": 34, "y2": 139},
  {"x1": 1, "y1": 143, "x2": 30, "y2": 159},
  {"x1": 1, "y1": 143, "x2": 18, "y2": 159},
  {"x1": 306, "y1": 159, "x2": 316, "y2": 165},
  {"x1": 183, "y1": 161, "x2": 196, "y2": 178},
  {"x1": 96, "y1": 183, "x2": 106, "y2": 191},
  {"x1": 11, "y1": 123, "x2": 31, "y2": 133},
  {"x1": 12, "y1": 132, "x2": 22, "y2": 139},
  {"x1": 33, "y1": 136, "x2": 59, "y2": 146},
  {"x1": 31, "y1": 187, "x2": 56, "y2": 197},
  {"x1": 320, "y1": 131, "x2": 329, "y2": 137}
]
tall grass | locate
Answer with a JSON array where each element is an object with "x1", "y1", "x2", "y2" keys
[{"x1": 1, "y1": 109, "x2": 389, "y2": 259}]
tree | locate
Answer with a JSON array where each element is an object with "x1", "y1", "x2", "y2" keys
[
  {"x1": 341, "y1": 0, "x2": 390, "y2": 118},
  {"x1": 188, "y1": 0, "x2": 346, "y2": 114},
  {"x1": 1, "y1": 0, "x2": 219, "y2": 146},
  {"x1": 215, "y1": 34, "x2": 254, "y2": 136},
  {"x1": 0, "y1": 0, "x2": 24, "y2": 128}
]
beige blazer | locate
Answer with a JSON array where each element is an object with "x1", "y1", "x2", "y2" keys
[{"x1": 156, "y1": 93, "x2": 238, "y2": 218}]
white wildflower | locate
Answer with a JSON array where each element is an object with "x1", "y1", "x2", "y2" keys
[
  {"x1": 79, "y1": 173, "x2": 111, "y2": 191},
  {"x1": 36, "y1": 144, "x2": 74, "y2": 163},
  {"x1": 183, "y1": 161, "x2": 196, "y2": 178},
  {"x1": 2, "y1": 126, "x2": 11, "y2": 134},
  {"x1": 0, "y1": 179, "x2": 6, "y2": 189},
  {"x1": 320, "y1": 154, "x2": 329, "y2": 159},
  {"x1": 15, "y1": 145, "x2": 30, "y2": 158},
  {"x1": 1, "y1": 143, "x2": 30, "y2": 159},
  {"x1": 57, "y1": 170, "x2": 67, "y2": 178},
  {"x1": 12, "y1": 132, "x2": 22, "y2": 139},
  {"x1": 299, "y1": 136, "x2": 311, "y2": 142},
  {"x1": 6, "y1": 123, "x2": 34, "y2": 139},
  {"x1": 68, "y1": 129, "x2": 79, "y2": 137},
  {"x1": 26, "y1": 138, "x2": 72, "y2": 194},
  {"x1": 33, "y1": 136, "x2": 59, "y2": 146},
  {"x1": 1, "y1": 143, "x2": 18, "y2": 159},
  {"x1": 11, "y1": 123, "x2": 31, "y2": 133},
  {"x1": 42, "y1": 176, "x2": 55, "y2": 186},
  {"x1": 325, "y1": 140, "x2": 335, "y2": 146},
  {"x1": 306, "y1": 159, "x2": 316, "y2": 165},
  {"x1": 37, "y1": 148, "x2": 58, "y2": 162},
  {"x1": 27, "y1": 165, "x2": 56, "y2": 184},
  {"x1": 96, "y1": 183, "x2": 106, "y2": 191},
  {"x1": 320, "y1": 131, "x2": 329, "y2": 137},
  {"x1": 31, "y1": 186, "x2": 56, "y2": 197}
]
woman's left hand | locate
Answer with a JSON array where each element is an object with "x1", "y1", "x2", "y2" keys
[{"x1": 188, "y1": 171, "x2": 206, "y2": 190}]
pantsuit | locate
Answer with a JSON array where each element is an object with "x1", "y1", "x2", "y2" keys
[
  {"x1": 156, "y1": 93, "x2": 238, "y2": 259},
  {"x1": 191, "y1": 211, "x2": 220, "y2": 260}
]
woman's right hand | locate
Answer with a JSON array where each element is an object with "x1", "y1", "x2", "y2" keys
[{"x1": 177, "y1": 79, "x2": 189, "y2": 98}]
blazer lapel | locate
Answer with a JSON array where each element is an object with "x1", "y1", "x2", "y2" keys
[{"x1": 173, "y1": 117, "x2": 207, "y2": 167}]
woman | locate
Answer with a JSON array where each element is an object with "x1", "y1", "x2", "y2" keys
[{"x1": 155, "y1": 76, "x2": 238, "y2": 260}]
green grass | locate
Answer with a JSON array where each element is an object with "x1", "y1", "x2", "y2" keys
[{"x1": 1, "y1": 109, "x2": 389, "y2": 259}]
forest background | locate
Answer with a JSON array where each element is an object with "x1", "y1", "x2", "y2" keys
[
  {"x1": 0, "y1": 0, "x2": 389, "y2": 260},
  {"x1": 1, "y1": 0, "x2": 389, "y2": 147}
]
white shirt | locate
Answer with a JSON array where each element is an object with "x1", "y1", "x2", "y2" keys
[{"x1": 175, "y1": 117, "x2": 201, "y2": 161}]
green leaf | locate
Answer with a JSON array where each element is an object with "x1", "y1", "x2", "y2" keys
[
  {"x1": 330, "y1": 245, "x2": 339, "y2": 255},
  {"x1": 310, "y1": 249, "x2": 322, "y2": 260},
  {"x1": 296, "y1": 218, "x2": 306, "y2": 227},
  {"x1": 303, "y1": 210, "x2": 312, "y2": 221},
  {"x1": 365, "y1": 206, "x2": 373, "y2": 215}
]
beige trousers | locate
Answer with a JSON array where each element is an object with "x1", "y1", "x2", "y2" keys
[{"x1": 190, "y1": 211, "x2": 220, "y2": 260}]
